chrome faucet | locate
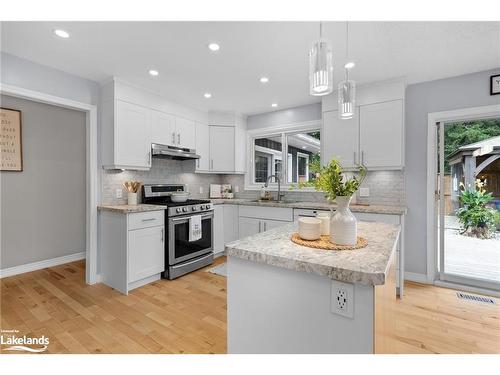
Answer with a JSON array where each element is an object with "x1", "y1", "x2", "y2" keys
[{"x1": 265, "y1": 175, "x2": 285, "y2": 202}]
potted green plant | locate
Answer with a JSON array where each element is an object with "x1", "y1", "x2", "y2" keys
[
  {"x1": 294, "y1": 159, "x2": 366, "y2": 245},
  {"x1": 457, "y1": 180, "x2": 500, "y2": 239}
]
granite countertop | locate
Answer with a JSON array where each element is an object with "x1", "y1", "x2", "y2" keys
[
  {"x1": 97, "y1": 204, "x2": 167, "y2": 213},
  {"x1": 210, "y1": 198, "x2": 407, "y2": 215},
  {"x1": 226, "y1": 221, "x2": 400, "y2": 286}
]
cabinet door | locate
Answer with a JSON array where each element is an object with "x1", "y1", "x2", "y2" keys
[
  {"x1": 223, "y1": 205, "x2": 239, "y2": 243},
  {"x1": 322, "y1": 109, "x2": 359, "y2": 168},
  {"x1": 115, "y1": 100, "x2": 151, "y2": 168},
  {"x1": 128, "y1": 226, "x2": 164, "y2": 283},
  {"x1": 262, "y1": 219, "x2": 288, "y2": 232},
  {"x1": 213, "y1": 205, "x2": 225, "y2": 254},
  {"x1": 175, "y1": 117, "x2": 196, "y2": 150},
  {"x1": 210, "y1": 126, "x2": 235, "y2": 172},
  {"x1": 234, "y1": 126, "x2": 246, "y2": 173},
  {"x1": 238, "y1": 217, "x2": 261, "y2": 239},
  {"x1": 151, "y1": 110, "x2": 176, "y2": 146},
  {"x1": 195, "y1": 122, "x2": 210, "y2": 171},
  {"x1": 359, "y1": 100, "x2": 403, "y2": 168}
]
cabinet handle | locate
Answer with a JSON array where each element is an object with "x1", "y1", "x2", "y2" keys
[
  {"x1": 264, "y1": 222, "x2": 267, "y2": 231},
  {"x1": 258, "y1": 221, "x2": 262, "y2": 233},
  {"x1": 197, "y1": 159, "x2": 200, "y2": 168},
  {"x1": 142, "y1": 218, "x2": 157, "y2": 222},
  {"x1": 147, "y1": 151, "x2": 150, "y2": 165},
  {"x1": 177, "y1": 132, "x2": 181, "y2": 145},
  {"x1": 354, "y1": 151, "x2": 357, "y2": 164},
  {"x1": 210, "y1": 159, "x2": 214, "y2": 170},
  {"x1": 161, "y1": 228, "x2": 164, "y2": 242},
  {"x1": 361, "y1": 150, "x2": 365, "y2": 164},
  {"x1": 172, "y1": 132, "x2": 176, "y2": 144}
]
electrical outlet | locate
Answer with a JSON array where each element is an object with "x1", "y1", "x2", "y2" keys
[
  {"x1": 359, "y1": 187, "x2": 370, "y2": 197},
  {"x1": 235, "y1": 185, "x2": 239, "y2": 193},
  {"x1": 199, "y1": 186, "x2": 204, "y2": 194},
  {"x1": 116, "y1": 189, "x2": 123, "y2": 199},
  {"x1": 331, "y1": 280, "x2": 354, "y2": 318}
]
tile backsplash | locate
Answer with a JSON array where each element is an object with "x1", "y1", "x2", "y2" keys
[
  {"x1": 101, "y1": 158, "x2": 224, "y2": 205},
  {"x1": 102, "y1": 159, "x2": 405, "y2": 207}
]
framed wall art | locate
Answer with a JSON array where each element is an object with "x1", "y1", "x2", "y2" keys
[
  {"x1": 490, "y1": 74, "x2": 500, "y2": 95},
  {"x1": 0, "y1": 107, "x2": 23, "y2": 171}
]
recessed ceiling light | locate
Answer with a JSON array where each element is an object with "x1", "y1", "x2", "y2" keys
[
  {"x1": 271, "y1": 103, "x2": 278, "y2": 108},
  {"x1": 344, "y1": 62, "x2": 355, "y2": 69},
  {"x1": 54, "y1": 29, "x2": 70, "y2": 39},
  {"x1": 204, "y1": 93, "x2": 212, "y2": 98},
  {"x1": 148, "y1": 69, "x2": 159, "y2": 76},
  {"x1": 208, "y1": 43, "x2": 220, "y2": 52},
  {"x1": 260, "y1": 77, "x2": 269, "y2": 83}
]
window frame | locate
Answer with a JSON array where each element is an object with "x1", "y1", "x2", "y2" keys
[{"x1": 245, "y1": 120, "x2": 322, "y2": 191}]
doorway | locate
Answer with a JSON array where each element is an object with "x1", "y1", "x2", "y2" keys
[{"x1": 433, "y1": 116, "x2": 500, "y2": 292}]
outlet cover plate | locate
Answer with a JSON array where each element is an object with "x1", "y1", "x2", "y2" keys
[
  {"x1": 359, "y1": 187, "x2": 370, "y2": 197},
  {"x1": 331, "y1": 280, "x2": 354, "y2": 319},
  {"x1": 116, "y1": 189, "x2": 123, "y2": 199}
]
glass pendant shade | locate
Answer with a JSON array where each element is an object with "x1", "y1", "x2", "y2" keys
[
  {"x1": 309, "y1": 39, "x2": 333, "y2": 96},
  {"x1": 338, "y1": 78, "x2": 356, "y2": 119}
]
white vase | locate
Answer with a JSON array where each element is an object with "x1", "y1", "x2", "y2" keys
[
  {"x1": 330, "y1": 195, "x2": 357, "y2": 246},
  {"x1": 128, "y1": 192, "x2": 138, "y2": 206}
]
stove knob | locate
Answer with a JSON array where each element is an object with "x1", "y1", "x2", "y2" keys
[
  {"x1": 192, "y1": 206, "x2": 197, "y2": 211},
  {"x1": 176, "y1": 208, "x2": 182, "y2": 213},
  {"x1": 206, "y1": 204, "x2": 211, "y2": 209},
  {"x1": 182, "y1": 207, "x2": 188, "y2": 212}
]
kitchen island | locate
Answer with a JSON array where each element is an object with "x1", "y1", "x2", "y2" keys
[{"x1": 225, "y1": 221, "x2": 400, "y2": 354}]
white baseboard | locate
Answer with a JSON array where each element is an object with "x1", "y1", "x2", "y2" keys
[
  {"x1": 405, "y1": 271, "x2": 429, "y2": 284},
  {"x1": 0, "y1": 252, "x2": 86, "y2": 279}
]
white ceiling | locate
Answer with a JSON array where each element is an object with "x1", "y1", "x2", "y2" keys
[{"x1": 1, "y1": 21, "x2": 499, "y2": 115}]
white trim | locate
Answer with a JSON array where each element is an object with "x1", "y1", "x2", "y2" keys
[
  {"x1": 0, "y1": 252, "x2": 85, "y2": 279},
  {"x1": 426, "y1": 104, "x2": 500, "y2": 284},
  {"x1": 0, "y1": 83, "x2": 99, "y2": 284},
  {"x1": 404, "y1": 272, "x2": 429, "y2": 284},
  {"x1": 245, "y1": 120, "x2": 321, "y2": 191}
]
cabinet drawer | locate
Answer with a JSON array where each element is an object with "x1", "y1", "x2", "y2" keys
[
  {"x1": 128, "y1": 210, "x2": 164, "y2": 230},
  {"x1": 239, "y1": 206, "x2": 293, "y2": 222}
]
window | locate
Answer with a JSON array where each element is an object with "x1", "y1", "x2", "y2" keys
[{"x1": 248, "y1": 124, "x2": 321, "y2": 189}]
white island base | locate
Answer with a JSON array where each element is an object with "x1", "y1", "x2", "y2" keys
[{"x1": 227, "y1": 256, "x2": 396, "y2": 354}]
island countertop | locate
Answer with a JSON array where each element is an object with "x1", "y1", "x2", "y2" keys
[{"x1": 226, "y1": 221, "x2": 400, "y2": 286}]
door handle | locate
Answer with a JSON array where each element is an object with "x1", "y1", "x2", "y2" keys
[{"x1": 177, "y1": 132, "x2": 181, "y2": 145}]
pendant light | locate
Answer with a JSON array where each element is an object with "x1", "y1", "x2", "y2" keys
[
  {"x1": 309, "y1": 22, "x2": 333, "y2": 96},
  {"x1": 338, "y1": 22, "x2": 356, "y2": 119}
]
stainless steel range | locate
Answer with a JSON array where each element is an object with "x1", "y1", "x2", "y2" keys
[{"x1": 142, "y1": 184, "x2": 214, "y2": 279}]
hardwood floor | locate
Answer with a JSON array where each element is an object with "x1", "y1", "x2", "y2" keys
[{"x1": 1, "y1": 258, "x2": 499, "y2": 354}]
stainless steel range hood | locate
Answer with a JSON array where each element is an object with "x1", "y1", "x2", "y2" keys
[{"x1": 151, "y1": 143, "x2": 200, "y2": 160}]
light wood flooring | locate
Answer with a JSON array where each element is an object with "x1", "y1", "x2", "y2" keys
[{"x1": 1, "y1": 257, "x2": 499, "y2": 354}]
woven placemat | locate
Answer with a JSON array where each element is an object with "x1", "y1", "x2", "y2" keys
[{"x1": 291, "y1": 233, "x2": 368, "y2": 250}]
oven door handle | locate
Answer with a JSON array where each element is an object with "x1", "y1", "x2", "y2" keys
[
  {"x1": 170, "y1": 213, "x2": 213, "y2": 222},
  {"x1": 170, "y1": 252, "x2": 213, "y2": 269}
]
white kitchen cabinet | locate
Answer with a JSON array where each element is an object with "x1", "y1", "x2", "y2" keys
[
  {"x1": 224, "y1": 205, "x2": 239, "y2": 243},
  {"x1": 195, "y1": 122, "x2": 210, "y2": 172},
  {"x1": 175, "y1": 117, "x2": 196, "y2": 150},
  {"x1": 322, "y1": 109, "x2": 359, "y2": 168},
  {"x1": 100, "y1": 209, "x2": 165, "y2": 294},
  {"x1": 214, "y1": 205, "x2": 225, "y2": 255},
  {"x1": 128, "y1": 226, "x2": 165, "y2": 283},
  {"x1": 359, "y1": 100, "x2": 403, "y2": 169},
  {"x1": 151, "y1": 110, "x2": 176, "y2": 146},
  {"x1": 210, "y1": 126, "x2": 236, "y2": 172},
  {"x1": 238, "y1": 217, "x2": 261, "y2": 238},
  {"x1": 103, "y1": 100, "x2": 152, "y2": 170}
]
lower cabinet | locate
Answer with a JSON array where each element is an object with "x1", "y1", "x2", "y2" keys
[
  {"x1": 100, "y1": 209, "x2": 165, "y2": 295},
  {"x1": 238, "y1": 206, "x2": 293, "y2": 238},
  {"x1": 214, "y1": 204, "x2": 239, "y2": 255},
  {"x1": 239, "y1": 217, "x2": 290, "y2": 237}
]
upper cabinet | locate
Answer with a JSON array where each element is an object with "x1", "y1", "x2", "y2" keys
[
  {"x1": 359, "y1": 100, "x2": 403, "y2": 168},
  {"x1": 151, "y1": 111, "x2": 196, "y2": 150},
  {"x1": 102, "y1": 99, "x2": 152, "y2": 170},
  {"x1": 206, "y1": 111, "x2": 247, "y2": 174},
  {"x1": 175, "y1": 117, "x2": 196, "y2": 150},
  {"x1": 195, "y1": 122, "x2": 210, "y2": 172},
  {"x1": 322, "y1": 78, "x2": 405, "y2": 170}
]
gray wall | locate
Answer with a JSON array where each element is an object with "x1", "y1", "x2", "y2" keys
[
  {"x1": 405, "y1": 68, "x2": 500, "y2": 275},
  {"x1": 1, "y1": 95, "x2": 86, "y2": 269}
]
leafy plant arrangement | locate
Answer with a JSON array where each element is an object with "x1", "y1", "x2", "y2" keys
[
  {"x1": 457, "y1": 179, "x2": 500, "y2": 239},
  {"x1": 292, "y1": 158, "x2": 367, "y2": 201}
]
